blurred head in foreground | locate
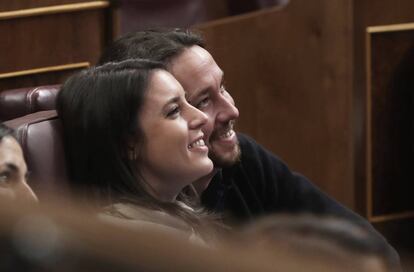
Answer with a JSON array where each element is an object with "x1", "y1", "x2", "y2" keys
[{"x1": 241, "y1": 215, "x2": 401, "y2": 272}]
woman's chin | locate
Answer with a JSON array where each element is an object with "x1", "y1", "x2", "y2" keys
[{"x1": 191, "y1": 159, "x2": 214, "y2": 181}]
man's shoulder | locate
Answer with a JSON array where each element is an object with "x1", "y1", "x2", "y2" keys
[
  {"x1": 236, "y1": 133, "x2": 258, "y2": 148},
  {"x1": 215, "y1": 133, "x2": 291, "y2": 184},
  {"x1": 236, "y1": 133, "x2": 285, "y2": 168},
  {"x1": 236, "y1": 133, "x2": 265, "y2": 159}
]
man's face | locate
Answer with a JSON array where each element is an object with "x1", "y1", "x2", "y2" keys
[
  {"x1": 168, "y1": 45, "x2": 240, "y2": 168},
  {"x1": 0, "y1": 136, "x2": 38, "y2": 203}
]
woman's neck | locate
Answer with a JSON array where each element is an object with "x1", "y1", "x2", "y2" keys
[{"x1": 137, "y1": 168, "x2": 183, "y2": 202}]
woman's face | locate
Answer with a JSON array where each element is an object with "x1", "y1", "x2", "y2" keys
[
  {"x1": 137, "y1": 70, "x2": 213, "y2": 201},
  {"x1": 0, "y1": 136, "x2": 38, "y2": 203}
]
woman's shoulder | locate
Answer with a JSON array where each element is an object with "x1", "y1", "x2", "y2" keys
[
  {"x1": 100, "y1": 202, "x2": 202, "y2": 236},
  {"x1": 98, "y1": 202, "x2": 206, "y2": 245}
]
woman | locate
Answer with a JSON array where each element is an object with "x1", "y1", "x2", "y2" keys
[
  {"x1": 0, "y1": 124, "x2": 38, "y2": 203},
  {"x1": 56, "y1": 59, "x2": 217, "y2": 241}
]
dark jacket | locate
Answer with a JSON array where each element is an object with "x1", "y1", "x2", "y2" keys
[
  {"x1": 202, "y1": 133, "x2": 364, "y2": 224},
  {"x1": 201, "y1": 133, "x2": 399, "y2": 265}
]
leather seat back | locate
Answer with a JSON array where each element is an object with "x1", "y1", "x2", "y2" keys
[
  {"x1": 0, "y1": 85, "x2": 60, "y2": 121},
  {"x1": 4, "y1": 110, "x2": 69, "y2": 197}
]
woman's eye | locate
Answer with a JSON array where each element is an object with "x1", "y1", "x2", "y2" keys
[{"x1": 166, "y1": 106, "x2": 180, "y2": 118}]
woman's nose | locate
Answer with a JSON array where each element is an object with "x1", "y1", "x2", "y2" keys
[{"x1": 188, "y1": 105, "x2": 208, "y2": 130}]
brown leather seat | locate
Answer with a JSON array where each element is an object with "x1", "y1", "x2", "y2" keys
[
  {"x1": 0, "y1": 85, "x2": 60, "y2": 122},
  {"x1": 4, "y1": 110, "x2": 69, "y2": 197}
]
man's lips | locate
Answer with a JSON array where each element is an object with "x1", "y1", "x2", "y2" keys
[
  {"x1": 219, "y1": 129, "x2": 234, "y2": 140},
  {"x1": 209, "y1": 121, "x2": 235, "y2": 143}
]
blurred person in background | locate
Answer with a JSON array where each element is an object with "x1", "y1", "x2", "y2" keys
[{"x1": 0, "y1": 124, "x2": 38, "y2": 204}]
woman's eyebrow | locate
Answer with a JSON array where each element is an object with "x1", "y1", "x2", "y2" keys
[
  {"x1": 164, "y1": 96, "x2": 180, "y2": 105},
  {"x1": 162, "y1": 96, "x2": 180, "y2": 111}
]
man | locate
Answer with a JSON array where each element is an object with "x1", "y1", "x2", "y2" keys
[
  {"x1": 97, "y1": 29, "x2": 395, "y2": 252},
  {"x1": 0, "y1": 124, "x2": 38, "y2": 203}
]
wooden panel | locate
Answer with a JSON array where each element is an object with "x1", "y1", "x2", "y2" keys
[
  {"x1": 353, "y1": 0, "x2": 414, "y2": 215},
  {"x1": 0, "y1": 0, "x2": 96, "y2": 11},
  {"x1": 0, "y1": 10, "x2": 105, "y2": 73},
  {"x1": 367, "y1": 24, "x2": 414, "y2": 219},
  {"x1": 197, "y1": 0, "x2": 414, "y2": 217},
  {"x1": 0, "y1": 63, "x2": 88, "y2": 90},
  {"x1": 0, "y1": 0, "x2": 113, "y2": 92},
  {"x1": 374, "y1": 218, "x2": 414, "y2": 254},
  {"x1": 197, "y1": 0, "x2": 354, "y2": 207}
]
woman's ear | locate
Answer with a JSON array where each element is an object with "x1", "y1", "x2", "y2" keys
[
  {"x1": 126, "y1": 136, "x2": 138, "y2": 161},
  {"x1": 128, "y1": 148, "x2": 137, "y2": 161}
]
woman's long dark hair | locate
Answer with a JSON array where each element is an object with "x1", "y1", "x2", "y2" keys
[{"x1": 56, "y1": 59, "x2": 215, "y2": 232}]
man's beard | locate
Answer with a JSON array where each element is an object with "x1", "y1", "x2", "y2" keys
[
  {"x1": 208, "y1": 139, "x2": 241, "y2": 168},
  {"x1": 207, "y1": 121, "x2": 241, "y2": 168}
]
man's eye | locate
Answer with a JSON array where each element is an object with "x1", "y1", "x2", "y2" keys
[
  {"x1": 166, "y1": 106, "x2": 180, "y2": 118},
  {"x1": 196, "y1": 97, "x2": 210, "y2": 109}
]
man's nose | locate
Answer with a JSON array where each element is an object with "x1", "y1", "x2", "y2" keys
[{"x1": 216, "y1": 95, "x2": 239, "y2": 123}]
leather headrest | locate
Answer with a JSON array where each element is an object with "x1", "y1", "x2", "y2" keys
[
  {"x1": 4, "y1": 110, "x2": 69, "y2": 197},
  {"x1": 0, "y1": 85, "x2": 60, "y2": 121}
]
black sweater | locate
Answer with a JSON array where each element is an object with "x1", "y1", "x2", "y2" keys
[
  {"x1": 202, "y1": 133, "x2": 364, "y2": 223},
  {"x1": 201, "y1": 133, "x2": 399, "y2": 263}
]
